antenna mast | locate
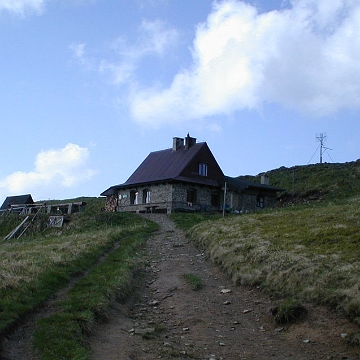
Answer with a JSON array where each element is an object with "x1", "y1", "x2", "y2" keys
[{"x1": 315, "y1": 133, "x2": 332, "y2": 164}]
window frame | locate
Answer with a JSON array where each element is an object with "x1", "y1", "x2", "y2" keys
[
  {"x1": 211, "y1": 191, "x2": 220, "y2": 206},
  {"x1": 187, "y1": 188, "x2": 197, "y2": 204},
  {"x1": 143, "y1": 189, "x2": 151, "y2": 204},
  {"x1": 257, "y1": 195, "x2": 264, "y2": 208},
  {"x1": 198, "y1": 163, "x2": 208, "y2": 177},
  {"x1": 130, "y1": 190, "x2": 138, "y2": 205}
]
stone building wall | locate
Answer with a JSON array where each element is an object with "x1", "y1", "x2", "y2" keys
[
  {"x1": 107, "y1": 183, "x2": 222, "y2": 213},
  {"x1": 225, "y1": 192, "x2": 277, "y2": 213},
  {"x1": 172, "y1": 183, "x2": 220, "y2": 212},
  {"x1": 115, "y1": 184, "x2": 173, "y2": 213},
  {"x1": 105, "y1": 184, "x2": 278, "y2": 214}
]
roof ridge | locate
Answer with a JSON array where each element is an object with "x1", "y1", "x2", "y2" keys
[{"x1": 149, "y1": 141, "x2": 206, "y2": 154}]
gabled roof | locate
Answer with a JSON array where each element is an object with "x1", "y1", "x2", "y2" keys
[
  {"x1": 101, "y1": 142, "x2": 224, "y2": 196},
  {"x1": 0, "y1": 194, "x2": 34, "y2": 210},
  {"x1": 126, "y1": 142, "x2": 212, "y2": 184},
  {"x1": 100, "y1": 136, "x2": 284, "y2": 198}
]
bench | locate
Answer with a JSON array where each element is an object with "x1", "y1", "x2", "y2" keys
[{"x1": 144, "y1": 205, "x2": 159, "y2": 213}]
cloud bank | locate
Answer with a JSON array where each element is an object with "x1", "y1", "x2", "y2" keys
[
  {"x1": 0, "y1": 143, "x2": 96, "y2": 200},
  {"x1": 128, "y1": 0, "x2": 360, "y2": 125},
  {"x1": 0, "y1": 0, "x2": 45, "y2": 16}
]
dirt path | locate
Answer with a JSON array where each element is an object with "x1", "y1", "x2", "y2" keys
[
  {"x1": 90, "y1": 214, "x2": 360, "y2": 360},
  {"x1": 1, "y1": 214, "x2": 359, "y2": 359}
]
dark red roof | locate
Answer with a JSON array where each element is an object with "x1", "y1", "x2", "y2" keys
[
  {"x1": 100, "y1": 142, "x2": 224, "y2": 196},
  {"x1": 126, "y1": 142, "x2": 204, "y2": 184}
]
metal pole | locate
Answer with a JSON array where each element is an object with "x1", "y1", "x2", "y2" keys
[
  {"x1": 292, "y1": 169, "x2": 295, "y2": 203},
  {"x1": 222, "y1": 182, "x2": 227, "y2": 218}
]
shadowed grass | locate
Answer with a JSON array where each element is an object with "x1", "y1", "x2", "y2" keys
[
  {"x1": 187, "y1": 196, "x2": 360, "y2": 323},
  {"x1": 271, "y1": 298, "x2": 308, "y2": 324}
]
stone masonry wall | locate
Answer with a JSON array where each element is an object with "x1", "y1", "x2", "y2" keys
[
  {"x1": 226, "y1": 192, "x2": 277, "y2": 213},
  {"x1": 108, "y1": 183, "x2": 221, "y2": 213},
  {"x1": 116, "y1": 184, "x2": 173, "y2": 213},
  {"x1": 106, "y1": 184, "x2": 278, "y2": 214},
  {"x1": 172, "y1": 183, "x2": 220, "y2": 212}
]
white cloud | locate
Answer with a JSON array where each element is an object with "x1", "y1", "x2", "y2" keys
[
  {"x1": 0, "y1": 143, "x2": 96, "y2": 200},
  {"x1": 71, "y1": 19, "x2": 178, "y2": 86},
  {"x1": 128, "y1": 0, "x2": 360, "y2": 126},
  {"x1": 69, "y1": 43, "x2": 97, "y2": 71},
  {"x1": 70, "y1": 43, "x2": 86, "y2": 59},
  {"x1": 139, "y1": 19, "x2": 178, "y2": 56},
  {"x1": 99, "y1": 19, "x2": 178, "y2": 85},
  {"x1": 0, "y1": 0, "x2": 45, "y2": 16}
]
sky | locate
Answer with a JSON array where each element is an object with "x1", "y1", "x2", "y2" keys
[{"x1": 1, "y1": 0, "x2": 360, "y2": 201}]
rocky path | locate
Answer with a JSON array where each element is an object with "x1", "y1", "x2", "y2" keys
[{"x1": 90, "y1": 214, "x2": 360, "y2": 360}]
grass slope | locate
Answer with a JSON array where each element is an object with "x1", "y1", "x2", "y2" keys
[
  {"x1": 1, "y1": 160, "x2": 360, "y2": 353},
  {"x1": 0, "y1": 199, "x2": 159, "y2": 358},
  {"x1": 172, "y1": 160, "x2": 360, "y2": 339},
  {"x1": 188, "y1": 198, "x2": 360, "y2": 314},
  {"x1": 239, "y1": 159, "x2": 360, "y2": 204}
]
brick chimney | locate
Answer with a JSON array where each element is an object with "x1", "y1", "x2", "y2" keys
[
  {"x1": 261, "y1": 174, "x2": 269, "y2": 185},
  {"x1": 185, "y1": 133, "x2": 196, "y2": 149},
  {"x1": 172, "y1": 137, "x2": 184, "y2": 150}
]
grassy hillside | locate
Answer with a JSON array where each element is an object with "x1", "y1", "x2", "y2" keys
[
  {"x1": 1, "y1": 160, "x2": 360, "y2": 355},
  {"x1": 239, "y1": 159, "x2": 360, "y2": 204},
  {"x1": 0, "y1": 201, "x2": 158, "y2": 359},
  {"x1": 172, "y1": 196, "x2": 360, "y2": 345},
  {"x1": 172, "y1": 160, "x2": 360, "y2": 343},
  {"x1": 0, "y1": 197, "x2": 106, "y2": 239}
]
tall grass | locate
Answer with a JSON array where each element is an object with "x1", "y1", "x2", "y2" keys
[
  {"x1": 0, "y1": 208, "x2": 158, "y2": 338},
  {"x1": 187, "y1": 196, "x2": 360, "y2": 324},
  {"x1": 33, "y1": 230, "x2": 151, "y2": 360}
]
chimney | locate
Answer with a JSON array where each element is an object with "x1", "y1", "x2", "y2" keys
[
  {"x1": 261, "y1": 174, "x2": 269, "y2": 185},
  {"x1": 185, "y1": 133, "x2": 197, "y2": 149},
  {"x1": 173, "y1": 137, "x2": 184, "y2": 151}
]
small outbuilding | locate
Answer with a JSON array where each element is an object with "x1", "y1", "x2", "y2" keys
[{"x1": 0, "y1": 194, "x2": 34, "y2": 211}]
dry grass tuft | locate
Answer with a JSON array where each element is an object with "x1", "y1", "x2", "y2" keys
[
  {"x1": 271, "y1": 298, "x2": 308, "y2": 324},
  {"x1": 188, "y1": 197, "x2": 360, "y2": 322}
]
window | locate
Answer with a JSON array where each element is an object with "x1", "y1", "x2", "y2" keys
[
  {"x1": 130, "y1": 190, "x2": 138, "y2": 205},
  {"x1": 143, "y1": 189, "x2": 151, "y2": 204},
  {"x1": 187, "y1": 188, "x2": 197, "y2": 205},
  {"x1": 211, "y1": 192, "x2": 220, "y2": 206},
  {"x1": 257, "y1": 195, "x2": 264, "y2": 208},
  {"x1": 198, "y1": 163, "x2": 208, "y2": 176}
]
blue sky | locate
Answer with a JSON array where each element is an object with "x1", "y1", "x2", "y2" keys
[{"x1": 1, "y1": 0, "x2": 360, "y2": 201}]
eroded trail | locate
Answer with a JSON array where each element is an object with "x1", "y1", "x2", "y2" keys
[{"x1": 90, "y1": 214, "x2": 360, "y2": 360}]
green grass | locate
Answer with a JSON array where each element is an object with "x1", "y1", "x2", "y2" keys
[
  {"x1": 188, "y1": 196, "x2": 360, "y2": 323},
  {"x1": 272, "y1": 298, "x2": 307, "y2": 324},
  {"x1": 170, "y1": 213, "x2": 221, "y2": 231},
  {"x1": 33, "y1": 230, "x2": 153, "y2": 360},
  {"x1": 240, "y1": 160, "x2": 360, "y2": 204},
  {"x1": 183, "y1": 273, "x2": 204, "y2": 291},
  {"x1": 1, "y1": 159, "x2": 360, "y2": 353},
  {"x1": 0, "y1": 203, "x2": 159, "y2": 357}
]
